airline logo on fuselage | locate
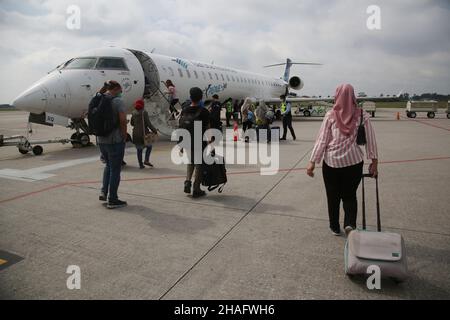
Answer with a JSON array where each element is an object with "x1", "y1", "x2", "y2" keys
[
  {"x1": 173, "y1": 58, "x2": 189, "y2": 69},
  {"x1": 205, "y1": 83, "x2": 228, "y2": 98}
]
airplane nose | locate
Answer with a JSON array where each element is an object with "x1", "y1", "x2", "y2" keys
[{"x1": 12, "y1": 83, "x2": 48, "y2": 113}]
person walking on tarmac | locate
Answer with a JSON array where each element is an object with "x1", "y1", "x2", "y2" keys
[
  {"x1": 130, "y1": 99, "x2": 158, "y2": 169},
  {"x1": 280, "y1": 95, "x2": 296, "y2": 141},
  {"x1": 181, "y1": 87, "x2": 210, "y2": 198},
  {"x1": 225, "y1": 98, "x2": 234, "y2": 127},
  {"x1": 306, "y1": 84, "x2": 379, "y2": 237}
]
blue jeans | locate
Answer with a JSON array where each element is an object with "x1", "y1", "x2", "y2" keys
[
  {"x1": 99, "y1": 142, "x2": 125, "y2": 201},
  {"x1": 136, "y1": 144, "x2": 153, "y2": 166}
]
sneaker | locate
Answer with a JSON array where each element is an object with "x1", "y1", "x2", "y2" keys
[
  {"x1": 331, "y1": 228, "x2": 342, "y2": 236},
  {"x1": 192, "y1": 190, "x2": 206, "y2": 198},
  {"x1": 99, "y1": 192, "x2": 107, "y2": 201},
  {"x1": 344, "y1": 226, "x2": 354, "y2": 237},
  {"x1": 280, "y1": 137, "x2": 287, "y2": 141},
  {"x1": 144, "y1": 162, "x2": 154, "y2": 167},
  {"x1": 107, "y1": 199, "x2": 128, "y2": 209},
  {"x1": 184, "y1": 180, "x2": 192, "y2": 194},
  {"x1": 139, "y1": 165, "x2": 145, "y2": 169}
]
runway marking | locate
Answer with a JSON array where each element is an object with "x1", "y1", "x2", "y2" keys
[
  {"x1": 0, "y1": 155, "x2": 100, "y2": 181},
  {"x1": 402, "y1": 116, "x2": 450, "y2": 132},
  {"x1": 0, "y1": 155, "x2": 449, "y2": 205}
]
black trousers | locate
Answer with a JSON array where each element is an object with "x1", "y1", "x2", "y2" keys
[
  {"x1": 226, "y1": 112, "x2": 233, "y2": 127},
  {"x1": 322, "y1": 161, "x2": 363, "y2": 230},
  {"x1": 282, "y1": 114, "x2": 296, "y2": 139}
]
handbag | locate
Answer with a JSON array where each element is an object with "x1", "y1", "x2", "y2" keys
[
  {"x1": 142, "y1": 111, "x2": 157, "y2": 145},
  {"x1": 356, "y1": 108, "x2": 367, "y2": 146}
]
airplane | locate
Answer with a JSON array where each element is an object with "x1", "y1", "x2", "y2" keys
[{"x1": 9, "y1": 46, "x2": 394, "y2": 153}]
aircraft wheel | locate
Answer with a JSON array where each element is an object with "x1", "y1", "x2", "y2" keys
[
  {"x1": 32, "y1": 145, "x2": 43, "y2": 156},
  {"x1": 71, "y1": 133, "x2": 82, "y2": 148},
  {"x1": 303, "y1": 110, "x2": 311, "y2": 117},
  {"x1": 427, "y1": 112, "x2": 435, "y2": 119},
  {"x1": 79, "y1": 133, "x2": 90, "y2": 147},
  {"x1": 19, "y1": 148, "x2": 29, "y2": 154},
  {"x1": 410, "y1": 112, "x2": 417, "y2": 119}
]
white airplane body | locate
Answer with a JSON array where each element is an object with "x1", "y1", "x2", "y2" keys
[
  {"x1": 10, "y1": 46, "x2": 391, "y2": 149},
  {"x1": 12, "y1": 47, "x2": 299, "y2": 138}
]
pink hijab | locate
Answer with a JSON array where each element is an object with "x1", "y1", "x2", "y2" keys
[{"x1": 331, "y1": 84, "x2": 358, "y2": 136}]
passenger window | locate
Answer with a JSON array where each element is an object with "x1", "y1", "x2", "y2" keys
[
  {"x1": 208, "y1": 72, "x2": 213, "y2": 80},
  {"x1": 168, "y1": 67, "x2": 175, "y2": 77},
  {"x1": 215, "y1": 73, "x2": 219, "y2": 80},
  {"x1": 221, "y1": 74, "x2": 225, "y2": 81},
  {"x1": 202, "y1": 71, "x2": 206, "y2": 80},
  {"x1": 231, "y1": 76, "x2": 235, "y2": 82},
  {"x1": 64, "y1": 57, "x2": 97, "y2": 69},
  {"x1": 186, "y1": 69, "x2": 191, "y2": 78},
  {"x1": 178, "y1": 68, "x2": 184, "y2": 77},
  {"x1": 96, "y1": 57, "x2": 128, "y2": 70},
  {"x1": 226, "y1": 75, "x2": 230, "y2": 81},
  {"x1": 194, "y1": 70, "x2": 199, "y2": 79}
]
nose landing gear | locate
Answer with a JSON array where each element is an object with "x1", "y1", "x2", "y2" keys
[{"x1": 70, "y1": 132, "x2": 91, "y2": 148}]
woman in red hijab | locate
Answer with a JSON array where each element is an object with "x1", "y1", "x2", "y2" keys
[{"x1": 306, "y1": 84, "x2": 379, "y2": 236}]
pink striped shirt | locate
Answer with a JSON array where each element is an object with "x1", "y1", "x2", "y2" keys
[{"x1": 310, "y1": 110, "x2": 378, "y2": 168}]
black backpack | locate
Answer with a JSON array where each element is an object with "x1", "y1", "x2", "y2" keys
[
  {"x1": 179, "y1": 108, "x2": 202, "y2": 134},
  {"x1": 88, "y1": 94, "x2": 118, "y2": 137}
]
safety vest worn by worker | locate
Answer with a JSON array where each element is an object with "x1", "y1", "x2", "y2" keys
[
  {"x1": 281, "y1": 102, "x2": 287, "y2": 114},
  {"x1": 226, "y1": 101, "x2": 233, "y2": 113}
]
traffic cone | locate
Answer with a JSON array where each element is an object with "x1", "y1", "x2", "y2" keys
[
  {"x1": 233, "y1": 121, "x2": 239, "y2": 142},
  {"x1": 396, "y1": 112, "x2": 400, "y2": 120}
]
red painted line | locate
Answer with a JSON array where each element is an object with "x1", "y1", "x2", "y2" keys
[
  {"x1": 0, "y1": 183, "x2": 67, "y2": 205},
  {"x1": 1, "y1": 156, "x2": 450, "y2": 205}
]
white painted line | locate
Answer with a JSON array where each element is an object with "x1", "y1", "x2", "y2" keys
[
  {"x1": 0, "y1": 155, "x2": 100, "y2": 181},
  {"x1": 0, "y1": 147, "x2": 136, "y2": 182}
]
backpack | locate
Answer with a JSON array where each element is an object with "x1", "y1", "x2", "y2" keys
[
  {"x1": 88, "y1": 94, "x2": 118, "y2": 137},
  {"x1": 247, "y1": 111, "x2": 255, "y2": 123},
  {"x1": 179, "y1": 108, "x2": 202, "y2": 134}
]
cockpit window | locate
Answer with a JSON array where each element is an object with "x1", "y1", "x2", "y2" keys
[
  {"x1": 96, "y1": 57, "x2": 128, "y2": 70},
  {"x1": 63, "y1": 57, "x2": 97, "y2": 69}
]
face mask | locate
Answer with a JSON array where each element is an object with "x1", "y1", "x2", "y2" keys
[{"x1": 117, "y1": 92, "x2": 123, "y2": 97}]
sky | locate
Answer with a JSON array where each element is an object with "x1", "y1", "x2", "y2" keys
[{"x1": 0, "y1": 0, "x2": 449, "y2": 103}]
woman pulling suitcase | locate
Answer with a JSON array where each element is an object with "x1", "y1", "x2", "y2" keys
[{"x1": 306, "y1": 84, "x2": 379, "y2": 237}]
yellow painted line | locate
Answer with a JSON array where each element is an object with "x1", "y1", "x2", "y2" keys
[{"x1": 0, "y1": 259, "x2": 7, "y2": 265}]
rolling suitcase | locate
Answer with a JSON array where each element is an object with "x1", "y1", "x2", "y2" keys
[{"x1": 345, "y1": 174, "x2": 408, "y2": 283}]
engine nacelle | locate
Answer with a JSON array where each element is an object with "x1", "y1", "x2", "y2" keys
[{"x1": 289, "y1": 76, "x2": 304, "y2": 90}]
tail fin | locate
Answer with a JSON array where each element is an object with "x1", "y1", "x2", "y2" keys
[{"x1": 264, "y1": 59, "x2": 322, "y2": 82}]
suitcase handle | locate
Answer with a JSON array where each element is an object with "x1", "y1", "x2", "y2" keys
[{"x1": 361, "y1": 173, "x2": 381, "y2": 232}]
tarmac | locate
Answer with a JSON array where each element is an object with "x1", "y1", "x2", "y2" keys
[{"x1": 0, "y1": 108, "x2": 449, "y2": 299}]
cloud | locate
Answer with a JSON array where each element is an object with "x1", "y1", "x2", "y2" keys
[{"x1": 0, "y1": 0, "x2": 449, "y2": 103}]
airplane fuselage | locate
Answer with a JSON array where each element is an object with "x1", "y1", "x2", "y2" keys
[{"x1": 12, "y1": 47, "x2": 288, "y2": 120}]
